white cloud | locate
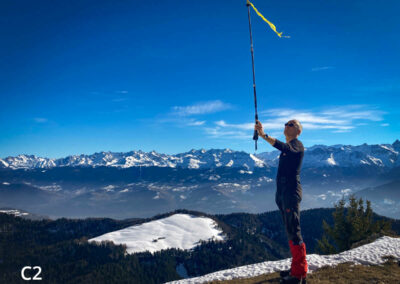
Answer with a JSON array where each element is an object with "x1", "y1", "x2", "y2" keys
[
  {"x1": 259, "y1": 105, "x2": 385, "y2": 132},
  {"x1": 171, "y1": 100, "x2": 232, "y2": 116},
  {"x1": 311, "y1": 66, "x2": 334, "y2": 72},
  {"x1": 204, "y1": 121, "x2": 260, "y2": 140},
  {"x1": 301, "y1": 123, "x2": 354, "y2": 130},
  {"x1": 204, "y1": 105, "x2": 386, "y2": 139},
  {"x1": 33, "y1": 118, "x2": 47, "y2": 123},
  {"x1": 187, "y1": 120, "x2": 206, "y2": 126},
  {"x1": 112, "y1": 98, "x2": 128, "y2": 102},
  {"x1": 320, "y1": 105, "x2": 385, "y2": 121},
  {"x1": 215, "y1": 120, "x2": 254, "y2": 130},
  {"x1": 381, "y1": 123, "x2": 389, "y2": 127},
  {"x1": 158, "y1": 117, "x2": 207, "y2": 127},
  {"x1": 332, "y1": 129, "x2": 352, "y2": 133},
  {"x1": 158, "y1": 100, "x2": 233, "y2": 129},
  {"x1": 203, "y1": 126, "x2": 250, "y2": 140},
  {"x1": 262, "y1": 109, "x2": 348, "y2": 125}
]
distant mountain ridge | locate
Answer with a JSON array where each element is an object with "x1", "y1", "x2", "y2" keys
[
  {"x1": 259, "y1": 139, "x2": 400, "y2": 168},
  {"x1": 0, "y1": 148, "x2": 265, "y2": 170},
  {"x1": 1, "y1": 140, "x2": 399, "y2": 170}
]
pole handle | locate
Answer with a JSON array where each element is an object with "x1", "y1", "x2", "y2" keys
[
  {"x1": 253, "y1": 129, "x2": 258, "y2": 150},
  {"x1": 253, "y1": 116, "x2": 259, "y2": 150},
  {"x1": 253, "y1": 127, "x2": 259, "y2": 141}
]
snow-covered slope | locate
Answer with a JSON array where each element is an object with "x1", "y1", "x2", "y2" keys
[
  {"x1": 166, "y1": 236, "x2": 400, "y2": 284},
  {"x1": 0, "y1": 155, "x2": 57, "y2": 169},
  {"x1": 1, "y1": 140, "x2": 399, "y2": 170},
  {"x1": 88, "y1": 214, "x2": 225, "y2": 254}
]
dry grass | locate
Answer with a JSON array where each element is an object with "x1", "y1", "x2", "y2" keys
[{"x1": 207, "y1": 257, "x2": 400, "y2": 284}]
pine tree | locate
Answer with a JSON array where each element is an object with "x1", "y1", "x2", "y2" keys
[{"x1": 316, "y1": 195, "x2": 392, "y2": 254}]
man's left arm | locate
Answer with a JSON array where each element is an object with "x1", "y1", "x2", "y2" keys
[
  {"x1": 255, "y1": 120, "x2": 276, "y2": 147},
  {"x1": 260, "y1": 133, "x2": 276, "y2": 147}
]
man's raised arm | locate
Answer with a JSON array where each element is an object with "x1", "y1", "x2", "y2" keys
[{"x1": 254, "y1": 120, "x2": 276, "y2": 147}]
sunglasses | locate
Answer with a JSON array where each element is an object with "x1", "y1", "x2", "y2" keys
[{"x1": 285, "y1": 122, "x2": 295, "y2": 127}]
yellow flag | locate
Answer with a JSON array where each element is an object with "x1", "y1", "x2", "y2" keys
[{"x1": 247, "y1": 0, "x2": 289, "y2": 38}]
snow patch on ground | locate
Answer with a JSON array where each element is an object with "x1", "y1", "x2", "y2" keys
[
  {"x1": 89, "y1": 214, "x2": 225, "y2": 254},
  {"x1": 326, "y1": 153, "x2": 337, "y2": 165},
  {"x1": 249, "y1": 154, "x2": 265, "y2": 168},
  {"x1": 239, "y1": 170, "x2": 253, "y2": 174},
  {"x1": 188, "y1": 158, "x2": 201, "y2": 169},
  {"x1": 208, "y1": 175, "x2": 220, "y2": 181},
  {"x1": 166, "y1": 236, "x2": 400, "y2": 283}
]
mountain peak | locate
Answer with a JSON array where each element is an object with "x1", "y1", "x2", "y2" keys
[{"x1": 393, "y1": 139, "x2": 400, "y2": 149}]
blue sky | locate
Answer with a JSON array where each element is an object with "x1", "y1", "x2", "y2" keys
[{"x1": 1, "y1": 0, "x2": 399, "y2": 158}]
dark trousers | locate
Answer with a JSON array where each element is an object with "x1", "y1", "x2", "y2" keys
[{"x1": 275, "y1": 179, "x2": 303, "y2": 245}]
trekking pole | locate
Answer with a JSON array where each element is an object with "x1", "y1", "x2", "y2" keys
[{"x1": 246, "y1": 1, "x2": 259, "y2": 151}]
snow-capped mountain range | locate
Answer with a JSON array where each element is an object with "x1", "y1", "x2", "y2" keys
[
  {"x1": 259, "y1": 139, "x2": 400, "y2": 168},
  {"x1": 0, "y1": 148, "x2": 264, "y2": 170},
  {"x1": 1, "y1": 140, "x2": 399, "y2": 170}
]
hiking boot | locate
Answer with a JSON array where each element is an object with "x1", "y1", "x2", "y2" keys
[
  {"x1": 279, "y1": 269, "x2": 290, "y2": 278},
  {"x1": 280, "y1": 274, "x2": 307, "y2": 284}
]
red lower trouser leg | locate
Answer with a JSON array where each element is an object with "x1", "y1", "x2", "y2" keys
[{"x1": 289, "y1": 240, "x2": 308, "y2": 279}]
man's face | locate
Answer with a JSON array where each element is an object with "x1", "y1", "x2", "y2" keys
[{"x1": 284, "y1": 120, "x2": 299, "y2": 137}]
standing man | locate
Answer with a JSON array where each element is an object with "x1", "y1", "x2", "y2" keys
[{"x1": 255, "y1": 119, "x2": 307, "y2": 284}]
